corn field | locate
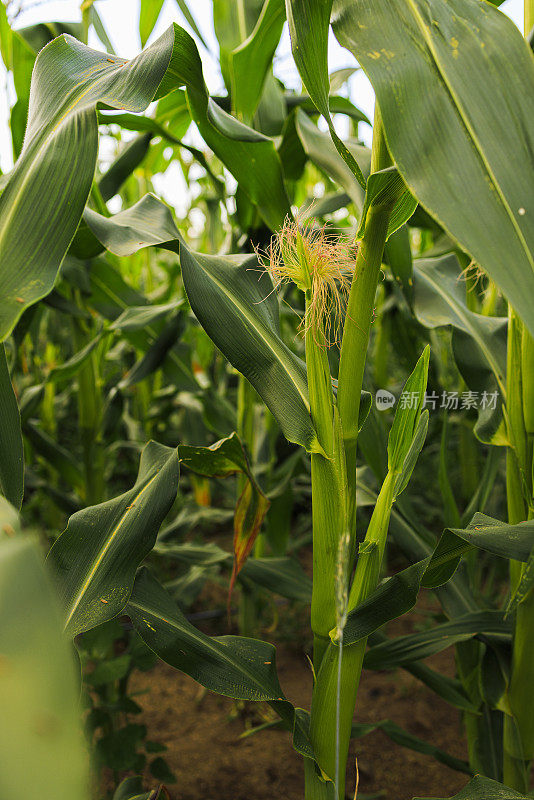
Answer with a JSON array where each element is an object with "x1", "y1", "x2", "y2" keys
[{"x1": 1, "y1": 0, "x2": 534, "y2": 798}]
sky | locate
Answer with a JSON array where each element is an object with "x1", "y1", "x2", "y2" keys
[{"x1": 0, "y1": 0, "x2": 525, "y2": 211}]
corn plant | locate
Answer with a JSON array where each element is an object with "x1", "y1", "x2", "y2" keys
[{"x1": 2, "y1": 0, "x2": 534, "y2": 799}]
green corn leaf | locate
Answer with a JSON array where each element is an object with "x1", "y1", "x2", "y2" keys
[
  {"x1": 286, "y1": 0, "x2": 366, "y2": 189},
  {"x1": 393, "y1": 409, "x2": 429, "y2": 499},
  {"x1": 331, "y1": 0, "x2": 534, "y2": 338},
  {"x1": 424, "y1": 513, "x2": 534, "y2": 589},
  {"x1": 23, "y1": 421, "x2": 85, "y2": 492},
  {"x1": 364, "y1": 610, "x2": 511, "y2": 670},
  {"x1": 155, "y1": 540, "x2": 312, "y2": 603},
  {"x1": 403, "y1": 661, "x2": 477, "y2": 713},
  {"x1": 0, "y1": 345, "x2": 23, "y2": 509},
  {"x1": 1, "y1": 23, "x2": 290, "y2": 342},
  {"x1": 241, "y1": 556, "x2": 312, "y2": 603},
  {"x1": 351, "y1": 718, "x2": 471, "y2": 775},
  {"x1": 139, "y1": 0, "x2": 165, "y2": 47},
  {"x1": 213, "y1": 0, "x2": 266, "y2": 89},
  {"x1": 230, "y1": 0, "x2": 286, "y2": 121},
  {"x1": 97, "y1": 110, "x2": 222, "y2": 195},
  {"x1": 47, "y1": 441, "x2": 180, "y2": 637},
  {"x1": 119, "y1": 313, "x2": 186, "y2": 389},
  {"x1": 414, "y1": 774, "x2": 531, "y2": 800},
  {"x1": 156, "y1": 25, "x2": 290, "y2": 230},
  {"x1": 128, "y1": 566, "x2": 286, "y2": 701},
  {"x1": 82, "y1": 194, "x2": 320, "y2": 452},
  {"x1": 383, "y1": 225, "x2": 414, "y2": 309},
  {"x1": 109, "y1": 301, "x2": 184, "y2": 332},
  {"x1": 506, "y1": 545, "x2": 534, "y2": 615},
  {"x1": 47, "y1": 331, "x2": 105, "y2": 385},
  {"x1": 294, "y1": 108, "x2": 370, "y2": 211},
  {"x1": 0, "y1": 538, "x2": 89, "y2": 800},
  {"x1": 357, "y1": 166, "x2": 417, "y2": 241},
  {"x1": 414, "y1": 253, "x2": 507, "y2": 445},
  {"x1": 83, "y1": 194, "x2": 184, "y2": 257},
  {"x1": 180, "y1": 245, "x2": 322, "y2": 452},
  {"x1": 341, "y1": 557, "x2": 431, "y2": 646},
  {"x1": 0, "y1": 26, "x2": 184, "y2": 342},
  {"x1": 127, "y1": 567, "x2": 314, "y2": 761},
  {"x1": 388, "y1": 346, "x2": 430, "y2": 475},
  {"x1": 99, "y1": 133, "x2": 153, "y2": 202},
  {"x1": 179, "y1": 433, "x2": 270, "y2": 588}
]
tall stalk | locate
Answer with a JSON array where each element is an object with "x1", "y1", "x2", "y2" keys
[
  {"x1": 502, "y1": 5, "x2": 534, "y2": 790},
  {"x1": 305, "y1": 108, "x2": 396, "y2": 800},
  {"x1": 72, "y1": 309, "x2": 105, "y2": 507},
  {"x1": 237, "y1": 375, "x2": 259, "y2": 636}
]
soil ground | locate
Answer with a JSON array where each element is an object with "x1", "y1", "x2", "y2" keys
[{"x1": 118, "y1": 597, "x2": 469, "y2": 800}]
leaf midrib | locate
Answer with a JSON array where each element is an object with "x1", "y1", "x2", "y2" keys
[
  {"x1": 63, "y1": 467, "x2": 163, "y2": 630},
  {"x1": 129, "y1": 597, "x2": 283, "y2": 701},
  {"x1": 405, "y1": 0, "x2": 534, "y2": 275},
  {"x1": 189, "y1": 253, "x2": 311, "y2": 413}
]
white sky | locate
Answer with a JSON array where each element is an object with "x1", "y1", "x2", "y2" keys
[{"x1": 0, "y1": 0, "x2": 524, "y2": 213}]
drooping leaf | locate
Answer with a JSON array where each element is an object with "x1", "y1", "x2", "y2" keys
[
  {"x1": 127, "y1": 567, "x2": 314, "y2": 760},
  {"x1": 1, "y1": 23, "x2": 291, "y2": 342},
  {"x1": 364, "y1": 610, "x2": 510, "y2": 670},
  {"x1": 156, "y1": 25, "x2": 291, "y2": 230},
  {"x1": 341, "y1": 557, "x2": 430, "y2": 646},
  {"x1": 286, "y1": 0, "x2": 366, "y2": 188},
  {"x1": 230, "y1": 0, "x2": 286, "y2": 121},
  {"x1": 294, "y1": 108, "x2": 370, "y2": 210},
  {"x1": 331, "y1": 0, "x2": 534, "y2": 338},
  {"x1": 424, "y1": 513, "x2": 534, "y2": 589},
  {"x1": 47, "y1": 441, "x2": 180, "y2": 637},
  {"x1": 82, "y1": 193, "x2": 321, "y2": 452},
  {"x1": 356, "y1": 166, "x2": 417, "y2": 241},
  {"x1": 179, "y1": 244, "x2": 322, "y2": 452},
  {"x1": 179, "y1": 433, "x2": 270, "y2": 590},
  {"x1": 0, "y1": 26, "x2": 183, "y2": 341},
  {"x1": 0, "y1": 538, "x2": 88, "y2": 800},
  {"x1": 0, "y1": 345, "x2": 23, "y2": 509}
]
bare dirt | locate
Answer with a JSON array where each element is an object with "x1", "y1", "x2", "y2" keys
[{"x1": 123, "y1": 608, "x2": 468, "y2": 800}]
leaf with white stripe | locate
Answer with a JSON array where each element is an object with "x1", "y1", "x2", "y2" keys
[{"x1": 47, "y1": 441, "x2": 179, "y2": 638}]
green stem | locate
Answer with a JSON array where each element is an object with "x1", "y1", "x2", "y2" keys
[
  {"x1": 237, "y1": 375, "x2": 259, "y2": 637},
  {"x1": 305, "y1": 294, "x2": 340, "y2": 662},
  {"x1": 308, "y1": 472, "x2": 395, "y2": 799},
  {"x1": 503, "y1": 305, "x2": 534, "y2": 788},
  {"x1": 72, "y1": 302, "x2": 104, "y2": 506},
  {"x1": 337, "y1": 110, "x2": 393, "y2": 541},
  {"x1": 306, "y1": 108, "x2": 395, "y2": 800}
]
